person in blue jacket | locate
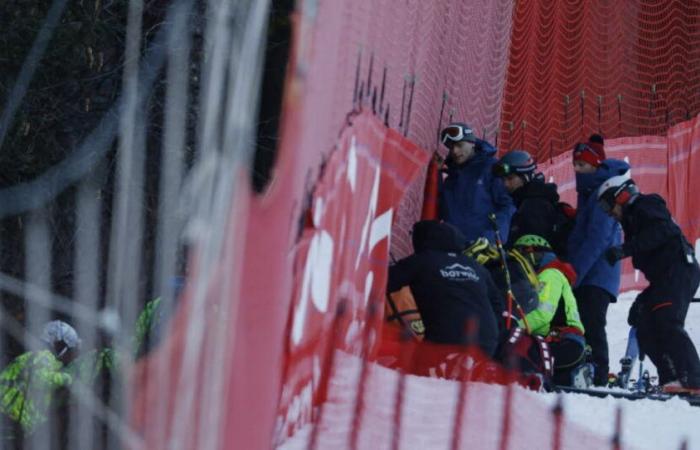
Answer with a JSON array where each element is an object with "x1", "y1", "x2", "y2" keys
[
  {"x1": 438, "y1": 122, "x2": 514, "y2": 244},
  {"x1": 567, "y1": 135, "x2": 624, "y2": 385}
]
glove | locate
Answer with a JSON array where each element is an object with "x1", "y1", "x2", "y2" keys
[
  {"x1": 627, "y1": 299, "x2": 643, "y2": 327},
  {"x1": 604, "y1": 246, "x2": 626, "y2": 265}
]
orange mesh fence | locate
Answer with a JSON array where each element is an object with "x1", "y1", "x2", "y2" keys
[{"x1": 500, "y1": 1, "x2": 700, "y2": 160}]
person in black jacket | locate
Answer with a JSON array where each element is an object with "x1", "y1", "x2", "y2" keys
[
  {"x1": 387, "y1": 220, "x2": 504, "y2": 356},
  {"x1": 492, "y1": 150, "x2": 569, "y2": 256},
  {"x1": 600, "y1": 171, "x2": 700, "y2": 394}
]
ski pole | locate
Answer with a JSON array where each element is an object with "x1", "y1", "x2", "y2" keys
[{"x1": 488, "y1": 214, "x2": 531, "y2": 333}]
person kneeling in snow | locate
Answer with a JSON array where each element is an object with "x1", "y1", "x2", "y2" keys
[
  {"x1": 512, "y1": 235, "x2": 589, "y2": 387},
  {"x1": 600, "y1": 170, "x2": 700, "y2": 394},
  {"x1": 387, "y1": 220, "x2": 504, "y2": 356}
]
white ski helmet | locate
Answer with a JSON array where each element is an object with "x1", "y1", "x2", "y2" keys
[
  {"x1": 597, "y1": 169, "x2": 638, "y2": 211},
  {"x1": 40, "y1": 320, "x2": 81, "y2": 357}
]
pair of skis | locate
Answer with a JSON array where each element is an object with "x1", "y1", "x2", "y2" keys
[
  {"x1": 552, "y1": 384, "x2": 700, "y2": 406},
  {"x1": 553, "y1": 327, "x2": 700, "y2": 407}
]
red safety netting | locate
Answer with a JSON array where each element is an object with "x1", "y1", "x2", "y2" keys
[
  {"x1": 277, "y1": 350, "x2": 610, "y2": 450},
  {"x1": 291, "y1": 0, "x2": 516, "y2": 260},
  {"x1": 500, "y1": 1, "x2": 700, "y2": 161}
]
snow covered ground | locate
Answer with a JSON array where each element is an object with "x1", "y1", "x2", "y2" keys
[
  {"x1": 539, "y1": 290, "x2": 700, "y2": 450},
  {"x1": 278, "y1": 290, "x2": 700, "y2": 450}
]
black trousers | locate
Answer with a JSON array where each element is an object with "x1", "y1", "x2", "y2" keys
[
  {"x1": 575, "y1": 285, "x2": 614, "y2": 385},
  {"x1": 550, "y1": 338, "x2": 586, "y2": 386},
  {"x1": 636, "y1": 262, "x2": 700, "y2": 387}
]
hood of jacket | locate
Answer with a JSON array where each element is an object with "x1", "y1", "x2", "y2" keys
[
  {"x1": 541, "y1": 258, "x2": 578, "y2": 286},
  {"x1": 512, "y1": 177, "x2": 560, "y2": 205},
  {"x1": 576, "y1": 158, "x2": 632, "y2": 196},
  {"x1": 412, "y1": 220, "x2": 467, "y2": 253}
]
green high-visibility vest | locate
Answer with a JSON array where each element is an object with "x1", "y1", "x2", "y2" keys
[
  {"x1": 521, "y1": 268, "x2": 585, "y2": 336},
  {"x1": 0, "y1": 350, "x2": 71, "y2": 431}
]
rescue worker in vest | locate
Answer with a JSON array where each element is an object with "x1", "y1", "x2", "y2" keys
[
  {"x1": 492, "y1": 150, "x2": 572, "y2": 258},
  {"x1": 0, "y1": 321, "x2": 79, "y2": 434},
  {"x1": 600, "y1": 170, "x2": 700, "y2": 394},
  {"x1": 387, "y1": 220, "x2": 505, "y2": 356},
  {"x1": 438, "y1": 123, "x2": 514, "y2": 244},
  {"x1": 513, "y1": 235, "x2": 588, "y2": 386}
]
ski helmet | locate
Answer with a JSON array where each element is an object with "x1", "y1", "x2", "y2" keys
[
  {"x1": 493, "y1": 150, "x2": 537, "y2": 181},
  {"x1": 41, "y1": 320, "x2": 81, "y2": 358},
  {"x1": 440, "y1": 122, "x2": 477, "y2": 149},
  {"x1": 513, "y1": 234, "x2": 552, "y2": 251},
  {"x1": 597, "y1": 169, "x2": 638, "y2": 212}
]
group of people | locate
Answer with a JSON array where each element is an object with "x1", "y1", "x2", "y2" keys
[{"x1": 387, "y1": 122, "x2": 700, "y2": 393}]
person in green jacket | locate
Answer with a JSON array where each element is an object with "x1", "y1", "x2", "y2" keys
[
  {"x1": 513, "y1": 235, "x2": 590, "y2": 386},
  {"x1": 0, "y1": 321, "x2": 80, "y2": 434}
]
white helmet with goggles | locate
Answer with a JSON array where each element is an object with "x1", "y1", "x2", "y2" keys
[{"x1": 597, "y1": 170, "x2": 638, "y2": 212}]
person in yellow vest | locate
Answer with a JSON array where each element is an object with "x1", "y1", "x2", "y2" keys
[
  {"x1": 0, "y1": 321, "x2": 79, "y2": 435},
  {"x1": 512, "y1": 235, "x2": 591, "y2": 387}
]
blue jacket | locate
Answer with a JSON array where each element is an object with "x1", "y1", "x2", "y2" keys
[
  {"x1": 438, "y1": 139, "x2": 515, "y2": 244},
  {"x1": 567, "y1": 159, "x2": 627, "y2": 297}
]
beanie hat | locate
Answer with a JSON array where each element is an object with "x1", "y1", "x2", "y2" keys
[{"x1": 573, "y1": 135, "x2": 606, "y2": 168}]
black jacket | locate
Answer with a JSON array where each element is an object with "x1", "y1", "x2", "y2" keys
[
  {"x1": 507, "y1": 177, "x2": 561, "y2": 249},
  {"x1": 621, "y1": 193, "x2": 696, "y2": 283},
  {"x1": 387, "y1": 221, "x2": 503, "y2": 354}
]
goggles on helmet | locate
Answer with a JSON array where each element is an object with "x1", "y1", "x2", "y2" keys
[
  {"x1": 441, "y1": 125, "x2": 475, "y2": 145},
  {"x1": 492, "y1": 161, "x2": 512, "y2": 177},
  {"x1": 597, "y1": 179, "x2": 638, "y2": 213},
  {"x1": 492, "y1": 161, "x2": 536, "y2": 178}
]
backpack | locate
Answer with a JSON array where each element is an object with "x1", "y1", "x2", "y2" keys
[
  {"x1": 464, "y1": 240, "x2": 540, "y2": 319},
  {"x1": 551, "y1": 201, "x2": 576, "y2": 259}
]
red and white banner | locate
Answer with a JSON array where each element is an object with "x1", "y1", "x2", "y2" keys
[{"x1": 275, "y1": 111, "x2": 430, "y2": 441}]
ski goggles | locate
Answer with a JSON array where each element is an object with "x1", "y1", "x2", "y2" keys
[
  {"x1": 492, "y1": 161, "x2": 536, "y2": 178},
  {"x1": 573, "y1": 143, "x2": 603, "y2": 166},
  {"x1": 492, "y1": 162, "x2": 512, "y2": 177},
  {"x1": 441, "y1": 125, "x2": 476, "y2": 145},
  {"x1": 573, "y1": 143, "x2": 595, "y2": 155}
]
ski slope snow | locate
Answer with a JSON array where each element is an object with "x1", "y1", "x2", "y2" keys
[
  {"x1": 278, "y1": 290, "x2": 700, "y2": 449},
  {"x1": 537, "y1": 290, "x2": 700, "y2": 450}
]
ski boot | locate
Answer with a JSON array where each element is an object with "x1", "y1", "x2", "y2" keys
[
  {"x1": 570, "y1": 363, "x2": 594, "y2": 388},
  {"x1": 617, "y1": 355, "x2": 633, "y2": 388}
]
